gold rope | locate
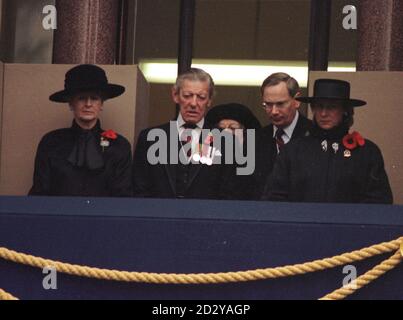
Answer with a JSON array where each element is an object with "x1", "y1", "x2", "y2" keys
[
  {"x1": 320, "y1": 249, "x2": 402, "y2": 300},
  {"x1": 0, "y1": 288, "x2": 18, "y2": 300},
  {"x1": 0, "y1": 237, "x2": 401, "y2": 300}
]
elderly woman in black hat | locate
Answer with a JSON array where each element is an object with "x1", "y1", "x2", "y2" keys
[
  {"x1": 205, "y1": 103, "x2": 261, "y2": 200},
  {"x1": 205, "y1": 102, "x2": 261, "y2": 142},
  {"x1": 29, "y1": 64, "x2": 133, "y2": 197},
  {"x1": 263, "y1": 78, "x2": 393, "y2": 204}
]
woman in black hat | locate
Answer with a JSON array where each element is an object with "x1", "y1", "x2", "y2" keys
[
  {"x1": 205, "y1": 102, "x2": 261, "y2": 142},
  {"x1": 205, "y1": 103, "x2": 262, "y2": 200},
  {"x1": 263, "y1": 78, "x2": 393, "y2": 204},
  {"x1": 29, "y1": 64, "x2": 133, "y2": 197}
]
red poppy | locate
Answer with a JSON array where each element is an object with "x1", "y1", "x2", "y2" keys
[
  {"x1": 352, "y1": 131, "x2": 365, "y2": 147},
  {"x1": 342, "y1": 131, "x2": 365, "y2": 150},
  {"x1": 101, "y1": 129, "x2": 118, "y2": 140},
  {"x1": 203, "y1": 133, "x2": 214, "y2": 145}
]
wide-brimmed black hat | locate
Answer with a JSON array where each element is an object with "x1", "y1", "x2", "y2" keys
[
  {"x1": 205, "y1": 103, "x2": 261, "y2": 130},
  {"x1": 49, "y1": 64, "x2": 125, "y2": 103},
  {"x1": 296, "y1": 79, "x2": 366, "y2": 107}
]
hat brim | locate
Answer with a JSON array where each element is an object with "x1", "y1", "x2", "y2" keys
[
  {"x1": 49, "y1": 84, "x2": 125, "y2": 103},
  {"x1": 296, "y1": 97, "x2": 366, "y2": 107}
]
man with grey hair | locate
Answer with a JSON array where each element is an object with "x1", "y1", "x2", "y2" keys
[
  {"x1": 253, "y1": 72, "x2": 312, "y2": 199},
  {"x1": 132, "y1": 68, "x2": 240, "y2": 199}
]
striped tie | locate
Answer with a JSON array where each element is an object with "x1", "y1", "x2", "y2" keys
[{"x1": 275, "y1": 128, "x2": 285, "y2": 151}]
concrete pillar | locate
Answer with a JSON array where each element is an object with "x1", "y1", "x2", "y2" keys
[
  {"x1": 357, "y1": 0, "x2": 403, "y2": 71},
  {"x1": 53, "y1": 0, "x2": 120, "y2": 64}
]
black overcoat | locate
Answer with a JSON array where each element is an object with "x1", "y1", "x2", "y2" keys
[
  {"x1": 251, "y1": 114, "x2": 312, "y2": 199},
  {"x1": 29, "y1": 121, "x2": 133, "y2": 197},
  {"x1": 264, "y1": 129, "x2": 393, "y2": 204}
]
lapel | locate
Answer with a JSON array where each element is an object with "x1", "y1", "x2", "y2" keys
[
  {"x1": 291, "y1": 114, "x2": 312, "y2": 140},
  {"x1": 267, "y1": 124, "x2": 278, "y2": 163},
  {"x1": 258, "y1": 124, "x2": 276, "y2": 163},
  {"x1": 162, "y1": 123, "x2": 177, "y2": 195},
  {"x1": 186, "y1": 124, "x2": 210, "y2": 189},
  {"x1": 269, "y1": 114, "x2": 307, "y2": 158},
  {"x1": 162, "y1": 120, "x2": 207, "y2": 195}
]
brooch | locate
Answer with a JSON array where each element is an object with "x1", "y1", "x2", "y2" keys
[
  {"x1": 344, "y1": 150, "x2": 351, "y2": 158},
  {"x1": 332, "y1": 142, "x2": 339, "y2": 154},
  {"x1": 321, "y1": 140, "x2": 328, "y2": 152}
]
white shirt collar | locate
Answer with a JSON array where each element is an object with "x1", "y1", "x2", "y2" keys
[
  {"x1": 273, "y1": 111, "x2": 299, "y2": 140},
  {"x1": 176, "y1": 113, "x2": 204, "y2": 162},
  {"x1": 177, "y1": 113, "x2": 204, "y2": 130}
]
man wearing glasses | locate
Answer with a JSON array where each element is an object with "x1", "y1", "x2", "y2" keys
[{"x1": 253, "y1": 72, "x2": 312, "y2": 199}]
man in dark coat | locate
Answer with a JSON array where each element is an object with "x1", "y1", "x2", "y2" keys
[
  {"x1": 29, "y1": 64, "x2": 133, "y2": 197},
  {"x1": 263, "y1": 78, "x2": 393, "y2": 204},
  {"x1": 253, "y1": 72, "x2": 312, "y2": 199},
  {"x1": 132, "y1": 68, "x2": 240, "y2": 200}
]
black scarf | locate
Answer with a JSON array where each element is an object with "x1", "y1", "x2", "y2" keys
[
  {"x1": 67, "y1": 120, "x2": 105, "y2": 170},
  {"x1": 310, "y1": 122, "x2": 350, "y2": 141}
]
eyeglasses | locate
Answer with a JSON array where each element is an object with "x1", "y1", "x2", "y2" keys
[{"x1": 261, "y1": 99, "x2": 293, "y2": 111}]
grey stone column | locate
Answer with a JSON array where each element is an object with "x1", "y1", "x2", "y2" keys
[
  {"x1": 53, "y1": 0, "x2": 120, "y2": 64},
  {"x1": 357, "y1": 0, "x2": 403, "y2": 71}
]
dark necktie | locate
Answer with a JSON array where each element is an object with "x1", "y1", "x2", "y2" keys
[
  {"x1": 181, "y1": 123, "x2": 196, "y2": 157},
  {"x1": 183, "y1": 123, "x2": 197, "y2": 129},
  {"x1": 275, "y1": 128, "x2": 285, "y2": 151}
]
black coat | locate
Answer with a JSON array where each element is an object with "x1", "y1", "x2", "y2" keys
[
  {"x1": 29, "y1": 121, "x2": 133, "y2": 197},
  {"x1": 264, "y1": 127, "x2": 393, "y2": 204},
  {"x1": 132, "y1": 122, "x2": 241, "y2": 200},
  {"x1": 251, "y1": 114, "x2": 312, "y2": 199}
]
